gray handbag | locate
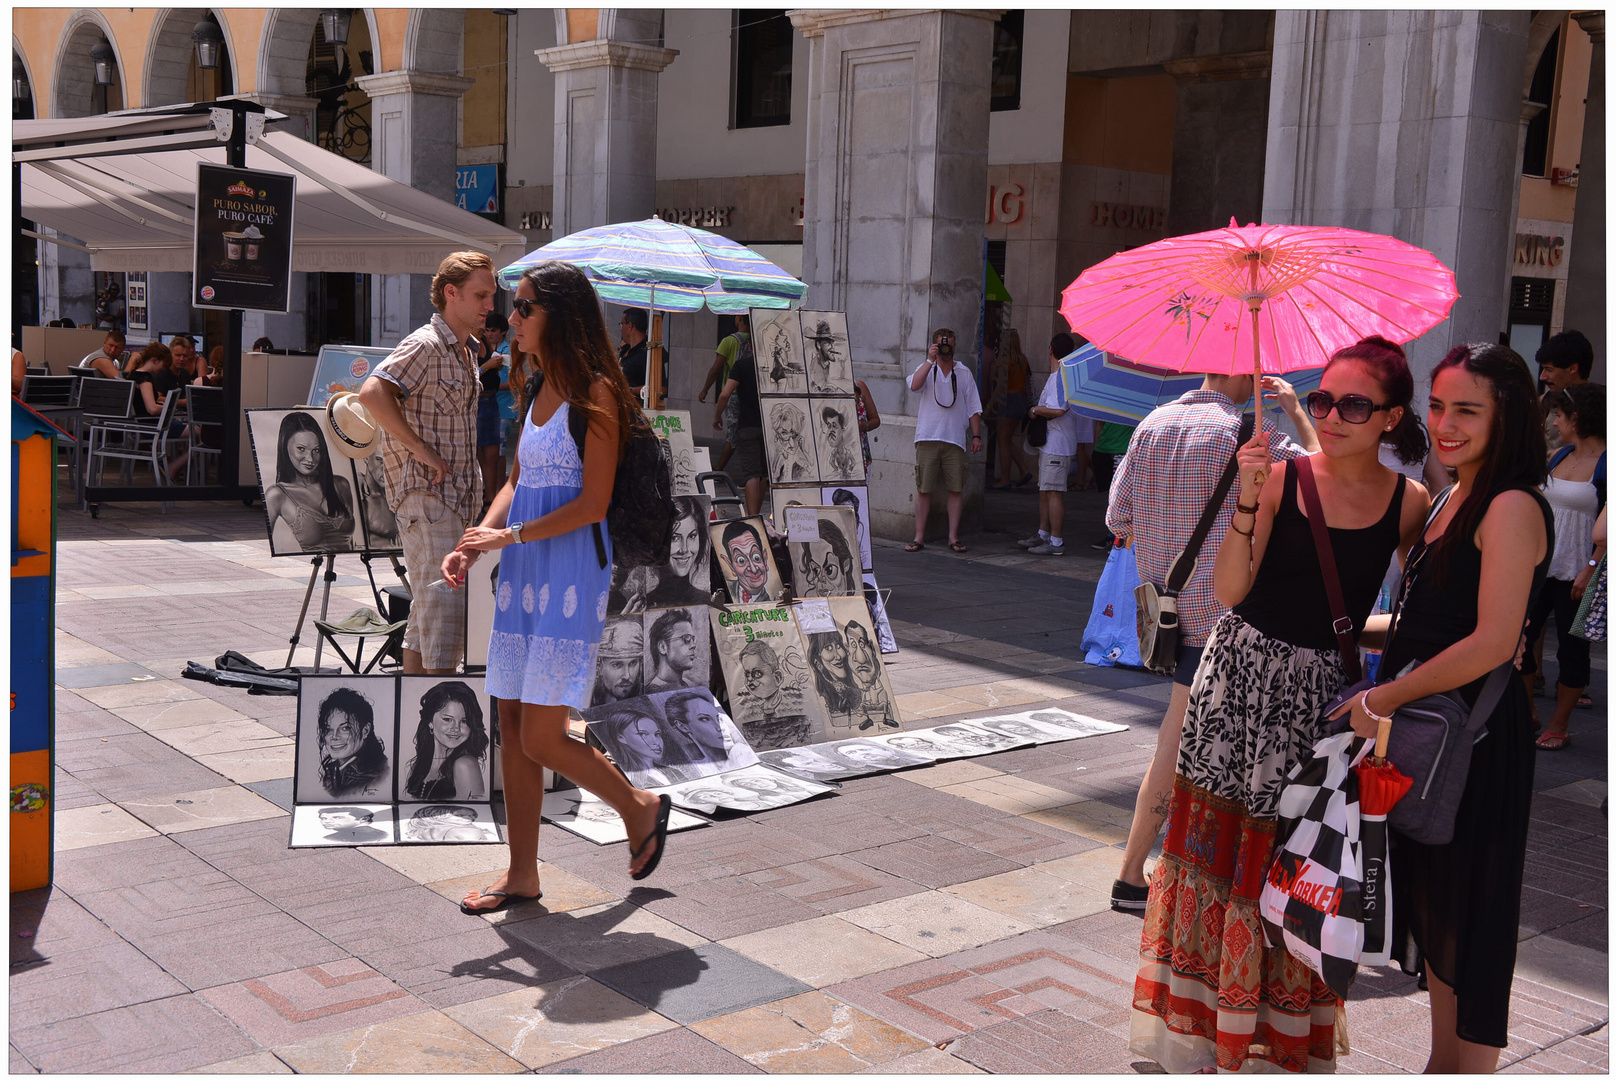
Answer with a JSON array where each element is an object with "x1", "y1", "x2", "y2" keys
[{"x1": 1321, "y1": 486, "x2": 1512, "y2": 847}]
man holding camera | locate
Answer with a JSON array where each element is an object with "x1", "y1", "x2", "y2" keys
[{"x1": 906, "y1": 327, "x2": 983, "y2": 553}]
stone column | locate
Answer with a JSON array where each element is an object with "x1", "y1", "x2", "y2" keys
[
  {"x1": 1564, "y1": 12, "x2": 1605, "y2": 379},
  {"x1": 537, "y1": 13, "x2": 677, "y2": 237},
  {"x1": 1264, "y1": 11, "x2": 1531, "y2": 388},
  {"x1": 1164, "y1": 53, "x2": 1272, "y2": 236},
  {"x1": 355, "y1": 70, "x2": 476, "y2": 344},
  {"x1": 791, "y1": 8, "x2": 998, "y2": 541}
]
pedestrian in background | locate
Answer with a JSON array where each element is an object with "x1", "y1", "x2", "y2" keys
[
  {"x1": 476, "y1": 311, "x2": 513, "y2": 510},
  {"x1": 1131, "y1": 336, "x2": 1429, "y2": 1073},
  {"x1": 1089, "y1": 416, "x2": 1134, "y2": 549},
  {"x1": 359, "y1": 250, "x2": 492, "y2": 674},
  {"x1": 711, "y1": 323, "x2": 767, "y2": 515},
  {"x1": 617, "y1": 308, "x2": 649, "y2": 401},
  {"x1": 1020, "y1": 332, "x2": 1087, "y2": 555},
  {"x1": 1104, "y1": 370, "x2": 1318, "y2": 912},
  {"x1": 444, "y1": 260, "x2": 672, "y2": 909},
  {"x1": 700, "y1": 313, "x2": 750, "y2": 468},
  {"x1": 1520, "y1": 381, "x2": 1604, "y2": 749},
  {"x1": 906, "y1": 327, "x2": 983, "y2": 553},
  {"x1": 1334, "y1": 343, "x2": 1551, "y2": 1072},
  {"x1": 985, "y1": 328, "x2": 1035, "y2": 489},
  {"x1": 1536, "y1": 330, "x2": 1594, "y2": 453}
]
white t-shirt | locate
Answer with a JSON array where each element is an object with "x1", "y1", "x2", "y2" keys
[
  {"x1": 1036, "y1": 371, "x2": 1091, "y2": 456},
  {"x1": 912, "y1": 361, "x2": 984, "y2": 449}
]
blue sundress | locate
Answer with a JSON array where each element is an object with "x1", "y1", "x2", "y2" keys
[{"x1": 485, "y1": 400, "x2": 613, "y2": 705}]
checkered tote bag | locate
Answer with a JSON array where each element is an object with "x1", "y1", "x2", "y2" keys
[{"x1": 1259, "y1": 730, "x2": 1372, "y2": 999}]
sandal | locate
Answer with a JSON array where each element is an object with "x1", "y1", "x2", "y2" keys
[
  {"x1": 904, "y1": 541, "x2": 925, "y2": 552},
  {"x1": 948, "y1": 540, "x2": 968, "y2": 553},
  {"x1": 1535, "y1": 731, "x2": 1572, "y2": 751},
  {"x1": 459, "y1": 886, "x2": 543, "y2": 915},
  {"x1": 630, "y1": 794, "x2": 673, "y2": 881},
  {"x1": 1577, "y1": 693, "x2": 1594, "y2": 709}
]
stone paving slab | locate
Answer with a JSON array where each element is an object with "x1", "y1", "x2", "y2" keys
[
  {"x1": 445, "y1": 974, "x2": 682, "y2": 1068},
  {"x1": 531, "y1": 1025, "x2": 762, "y2": 1073},
  {"x1": 270, "y1": 1008, "x2": 525, "y2": 1073},
  {"x1": 590, "y1": 943, "x2": 814, "y2": 1025},
  {"x1": 690, "y1": 989, "x2": 934, "y2": 1071},
  {"x1": 719, "y1": 914, "x2": 929, "y2": 989}
]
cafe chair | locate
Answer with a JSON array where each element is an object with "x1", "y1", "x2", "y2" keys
[
  {"x1": 85, "y1": 385, "x2": 178, "y2": 511},
  {"x1": 20, "y1": 375, "x2": 75, "y2": 408},
  {"x1": 183, "y1": 384, "x2": 226, "y2": 486},
  {"x1": 76, "y1": 377, "x2": 135, "y2": 511}
]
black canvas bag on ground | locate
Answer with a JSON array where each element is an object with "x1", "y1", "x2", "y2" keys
[
  {"x1": 524, "y1": 370, "x2": 675, "y2": 570},
  {"x1": 1134, "y1": 413, "x2": 1253, "y2": 676},
  {"x1": 1322, "y1": 485, "x2": 1513, "y2": 847}
]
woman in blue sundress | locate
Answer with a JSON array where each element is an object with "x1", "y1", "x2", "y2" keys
[{"x1": 443, "y1": 261, "x2": 672, "y2": 913}]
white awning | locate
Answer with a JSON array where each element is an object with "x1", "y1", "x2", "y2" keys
[{"x1": 16, "y1": 105, "x2": 529, "y2": 276}]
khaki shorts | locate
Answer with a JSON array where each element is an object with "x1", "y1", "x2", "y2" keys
[
  {"x1": 1038, "y1": 452, "x2": 1070, "y2": 492},
  {"x1": 396, "y1": 491, "x2": 468, "y2": 669},
  {"x1": 914, "y1": 440, "x2": 967, "y2": 494}
]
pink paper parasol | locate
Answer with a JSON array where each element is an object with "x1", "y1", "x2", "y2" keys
[{"x1": 1060, "y1": 219, "x2": 1459, "y2": 439}]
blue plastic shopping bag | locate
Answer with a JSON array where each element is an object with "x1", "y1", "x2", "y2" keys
[{"x1": 1082, "y1": 544, "x2": 1143, "y2": 667}]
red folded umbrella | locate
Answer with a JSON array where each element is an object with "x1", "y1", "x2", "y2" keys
[{"x1": 1355, "y1": 756, "x2": 1413, "y2": 960}]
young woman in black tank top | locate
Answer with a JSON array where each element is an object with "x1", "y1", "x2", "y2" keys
[
  {"x1": 1130, "y1": 338, "x2": 1430, "y2": 1074},
  {"x1": 1331, "y1": 344, "x2": 1551, "y2": 1072}
]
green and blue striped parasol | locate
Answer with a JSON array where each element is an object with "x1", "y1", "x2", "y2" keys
[
  {"x1": 1059, "y1": 343, "x2": 1323, "y2": 425},
  {"x1": 498, "y1": 217, "x2": 807, "y2": 313}
]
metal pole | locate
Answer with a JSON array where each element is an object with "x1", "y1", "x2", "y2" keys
[{"x1": 221, "y1": 102, "x2": 247, "y2": 495}]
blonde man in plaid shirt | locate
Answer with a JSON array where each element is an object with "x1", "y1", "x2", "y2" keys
[
  {"x1": 1105, "y1": 372, "x2": 1317, "y2": 912},
  {"x1": 359, "y1": 252, "x2": 496, "y2": 673}
]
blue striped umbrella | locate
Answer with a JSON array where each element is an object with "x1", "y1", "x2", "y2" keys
[
  {"x1": 1059, "y1": 343, "x2": 1323, "y2": 425},
  {"x1": 497, "y1": 217, "x2": 807, "y2": 313}
]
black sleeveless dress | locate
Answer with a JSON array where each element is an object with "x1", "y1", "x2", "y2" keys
[{"x1": 1381, "y1": 486, "x2": 1553, "y2": 1048}]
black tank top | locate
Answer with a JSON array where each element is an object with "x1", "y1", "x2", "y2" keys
[{"x1": 1234, "y1": 463, "x2": 1407, "y2": 652}]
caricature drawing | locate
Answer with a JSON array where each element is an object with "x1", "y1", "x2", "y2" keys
[{"x1": 766, "y1": 401, "x2": 816, "y2": 483}]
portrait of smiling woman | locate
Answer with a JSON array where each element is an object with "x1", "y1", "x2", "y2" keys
[
  {"x1": 401, "y1": 680, "x2": 490, "y2": 802},
  {"x1": 252, "y1": 410, "x2": 358, "y2": 555}
]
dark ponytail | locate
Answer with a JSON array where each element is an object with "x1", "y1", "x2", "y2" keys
[{"x1": 1326, "y1": 335, "x2": 1429, "y2": 465}]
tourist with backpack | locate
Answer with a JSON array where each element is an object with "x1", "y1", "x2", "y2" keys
[{"x1": 443, "y1": 261, "x2": 674, "y2": 907}]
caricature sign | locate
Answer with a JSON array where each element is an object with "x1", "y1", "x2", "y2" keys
[{"x1": 193, "y1": 163, "x2": 296, "y2": 312}]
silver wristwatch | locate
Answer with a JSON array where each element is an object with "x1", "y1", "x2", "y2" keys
[{"x1": 509, "y1": 520, "x2": 525, "y2": 543}]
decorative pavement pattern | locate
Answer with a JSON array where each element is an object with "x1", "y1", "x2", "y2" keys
[{"x1": 12, "y1": 495, "x2": 1606, "y2": 1074}]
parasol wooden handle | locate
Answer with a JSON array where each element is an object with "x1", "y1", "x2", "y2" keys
[{"x1": 1372, "y1": 717, "x2": 1393, "y2": 765}]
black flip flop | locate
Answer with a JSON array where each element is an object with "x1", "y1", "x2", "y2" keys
[
  {"x1": 459, "y1": 886, "x2": 543, "y2": 915},
  {"x1": 630, "y1": 794, "x2": 673, "y2": 881}
]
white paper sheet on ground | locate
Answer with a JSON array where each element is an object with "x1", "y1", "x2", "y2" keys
[
  {"x1": 654, "y1": 762, "x2": 835, "y2": 814},
  {"x1": 963, "y1": 708, "x2": 1128, "y2": 743},
  {"x1": 289, "y1": 804, "x2": 396, "y2": 847},
  {"x1": 925, "y1": 722, "x2": 1037, "y2": 754},
  {"x1": 860, "y1": 729, "x2": 986, "y2": 762},
  {"x1": 395, "y1": 802, "x2": 503, "y2": 843},
  {"x1": 541, "y1": 788, "x2": 709, "y2": 845},
  {"x1": 759, "y1": 737, "x2": 932, "y2": 781}
]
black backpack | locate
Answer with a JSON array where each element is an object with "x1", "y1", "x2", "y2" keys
[{"x1": 523, "y1": 370, "x2": 675, "y2": 569}]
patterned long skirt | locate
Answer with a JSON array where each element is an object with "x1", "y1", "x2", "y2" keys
[{"x1": 1131, "y1": 613, "x2": 1350, "y2": 1074}]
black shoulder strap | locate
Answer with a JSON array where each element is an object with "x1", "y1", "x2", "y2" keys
[{"x1": 1166, "y1": 413, "x2": 1254, "y2": 592}]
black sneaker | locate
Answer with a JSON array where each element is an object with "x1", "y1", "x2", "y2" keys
[
  {"x1": 1111, "y1": 879, "x2": 1149, "y2": 912},
  {"x1": 1090, "y1": 535, "x2": 1115, "y2": 551}
]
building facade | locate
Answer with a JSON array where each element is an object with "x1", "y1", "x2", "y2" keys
[{"x1": 15, "y1": 9, "x2": 1603, "y2": 538}]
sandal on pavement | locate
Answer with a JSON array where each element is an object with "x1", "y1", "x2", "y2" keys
[
  {"x1": 630, "y1": 795, "x2": 673, "y2": 881},
  {"x1": 1535, "y1": 731, "x2": 1571, "y2": 751},
  {"x1": 904, "y1": 541, "x2": 925, "y2": 552},
  {"x1": 460, "y1": 886, "x2": 543, "y2": 915},
  {"x1": 949, "y1": 540, "x2": 968, "y2": 553}
]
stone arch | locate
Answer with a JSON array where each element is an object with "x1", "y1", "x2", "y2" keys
[
  {"x1": 1523, "y1": 11, "x2": 1571, "y2": 97},
  {"x1": 144, "y1": 8, "x2": 236, "y2": 107},
  {"x1": 52, "y1": 9, "x2": 125, "y2": 118},
  {"x1": 257, "y1": 7, "x2": 321, "y2": 99},
  {"x1": 14, "y1": 36, "x2": 38, "y2": 113},
  {"x1": 403, "y1": 8, "x2": 463, "y2": 76}
]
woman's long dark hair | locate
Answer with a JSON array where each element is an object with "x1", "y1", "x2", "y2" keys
[
  {"x1": 277, "y1": 411, "x2": 346, "y2": 514},
  {"x1": 1425, "y1": 343, "x2": 1548, "y2": 580},
  {"x1": 807, "y1": 630, "x2": 861, "y2": 714},
  {"x1": 519, "y1": 261, "x2": 646, "y2": 454},
  {"x1": 404, "y1": 681, "x2": 488, "y2": 799},
  {"x1": 1327, "y1": 335, "x2": 1429, "y2": 465}
]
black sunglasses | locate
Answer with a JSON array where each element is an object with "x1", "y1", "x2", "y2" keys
[
  {"x1": 512, "y1": 297, "x2": 540, "y2": 319},
  {"x1": 1306, "y1": 390, "x2": 1391, "y2": 425}
]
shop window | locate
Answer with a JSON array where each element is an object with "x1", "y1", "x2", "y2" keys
[
  {"x1": 991, "y1": 11, "x2": 1025, "y2": 112},
  {"x1": 1508, "y1": 276, "x2": 1555, "y2": 358},
  {"x1": 732, "y1": 11, "x2": 793, "y2": 129},
  {"x1": 1522, "y1": 28, "x2": 1558, "y2": 178}
]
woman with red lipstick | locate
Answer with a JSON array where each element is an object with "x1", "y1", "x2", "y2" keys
[
  {"x1": 1132, "y1": 337, "x2": 1429, "y2": 1073},
  {"x1": 1334, "y1": 343, "x2": 1552, "y2": 1072}
]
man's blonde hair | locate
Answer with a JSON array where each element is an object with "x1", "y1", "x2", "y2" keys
[
  {"x1": 932, "y1": 327, "x2": 957, "y2": 344},
  {"x1": 431, "y1": 251, "x2": 496, "y2": 311}
]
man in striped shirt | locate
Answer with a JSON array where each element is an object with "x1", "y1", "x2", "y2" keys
[{"x1": 1105, "y1": 372, "x2": 1317, "y2": 911}]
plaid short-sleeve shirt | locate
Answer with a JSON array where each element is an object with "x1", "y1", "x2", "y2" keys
[
  {"x1": 370, "y1": 312, "x2": 482, "y2": 525},
  {"x1": 1105, "y1": 390, "x2": 1308, "y2": 646}
]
